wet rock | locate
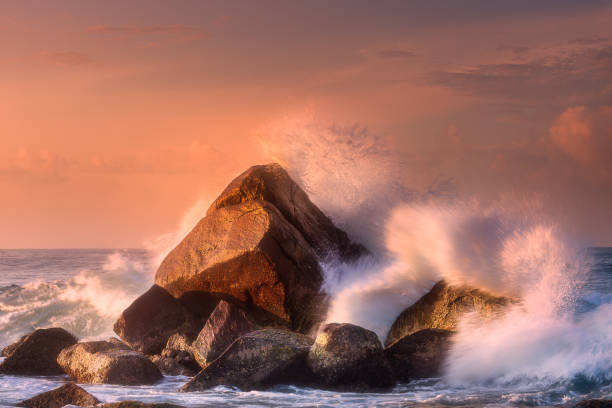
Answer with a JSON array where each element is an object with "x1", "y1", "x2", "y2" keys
[
  {"x1": 181, "y1": 328, "x2": 314, "y2": 391},
  {"x1": 0, "y1": 328, "x2": 78, "y2": 376},
  {"x1": 192, "y1": 300, "x2": 258, "y2": 367},
  {"x1": 1, "y1": 334, "x2": 27, "y2": 357},
  {"x1": 17, "y1": 383, "x2": 100, "y2": 408},
  {"x1": 307, "y1": 323, "x2": 394, "y2": 391},
  {"x1": 151, "y1": 349, "x2": 200, "y2": 377},
  {"x1": 386, "y1": 280, "x2": 514, "y2": 346},
  {"x1": 113, "y1": 285, "x2": 201, "y2": 355},
  {"x1": 57, "y1": 341, "x2": 162, "y2": 385},
  {"x1": 155, "y1": 200, "x2": 326, "y2": 333},
  {"x1": 384, "y1": 328, "x2": 453, "y2": 381},
  {"x1": 207, "y1": 163, "x2": 366, "y2": 261}
]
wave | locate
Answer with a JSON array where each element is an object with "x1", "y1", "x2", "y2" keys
[{"x1": 0, "y1": 251, "x2": 152, "y2": 347}]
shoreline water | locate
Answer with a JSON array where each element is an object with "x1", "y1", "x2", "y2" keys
[{"x1": 0, "y1": 248, "x2": 610, "y2": 407}]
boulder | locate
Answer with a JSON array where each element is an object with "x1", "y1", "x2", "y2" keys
[
  {"x1": 18, "y1": 383, "x2": 100, "y2": 408},
  {"x1": 113, "y1": 285, "x2": 201, "y2": 355},
  {"x1": 181, "y1": 328, "x2": 314, "y2": 391},
  {"x1": 150, "y1": 348, "x2": 200, "y2": 377},
  {"x1": 384, "y1": 328, "x2": 453, "y2": 381},
  {"x1": 155, "y1": 200, "x2": 326, "y2": 333},
  {"x1": 1, "y1": 334, "x2": 27, "y2": 357},
  {"x1": 57, "y1": 341, "x2": 162, "y2": 385},
  {"x1": 0, "y1": 328, "x2": 78, "y2": 376},
  {"x1": 207, "y1": 163, "x2": 366, "y2": 261},
  {"x1": 192, "y1": 300, "x2": 257, "y2": 367},
  {"x1": 385, "y1": 280, "x2": 514, "y2": 346},
  {"x1": 307, "y1": 323, "x2": 394, "y2": 391}
]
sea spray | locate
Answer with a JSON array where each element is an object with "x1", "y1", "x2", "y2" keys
[{"x1": 0, "y1": 250, "x2": 151, "y2": 347}]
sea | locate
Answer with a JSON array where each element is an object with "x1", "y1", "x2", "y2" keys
[{"x1": 0, "y1": 248, "x2": 610, "y2": 407}]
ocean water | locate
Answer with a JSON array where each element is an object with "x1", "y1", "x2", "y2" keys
[{"x1": 0, "y1": 248, "x2": 611, "y2": 407}]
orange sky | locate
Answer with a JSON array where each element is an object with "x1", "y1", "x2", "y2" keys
[{"x1": 1, "y1": 1, "x2": 612, "y2": 248}]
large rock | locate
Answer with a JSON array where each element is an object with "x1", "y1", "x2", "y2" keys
[
  {"x1": 385, "y1": 280, "x2": 514, "y2": 346},
  {"x1": 192, "y1": 300, "x2": 257, "y2": 368},
  {"x1": 57, "y1": 341, "x2": 162, "y2": 385},
  {"x1": 0, "y1": 328, "x2": 78, "y2": 376},
  {"x1": 113, "y1": 285, "x2": 201, "y2": 355},
  {"x1": 18, "y1": 383, "x2": 100, "y2": 408},
  {"x1": 207, "y1": 163, "x2": 365, "y2": 261},
  {"x1": 307, "y1": 323, "x2": 394, "y2": 391},
  {"x1": 384, "y1": 328, "x2": 453, "y2": 381},
  {"x1": 181, "y1": 328, "x2": 314, "y2": 391},
  {"x1": 155, "y1": 200, "x2": 326, "y2": 333}
]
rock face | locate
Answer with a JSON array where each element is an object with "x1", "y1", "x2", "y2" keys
[
  {"x1": 386, "y1": 280, "x2": 513, "y2": 346},
  {"x1": 155, "y1": 199, "x2": 325, "y2": 333},
  {"x1": 207, "y1": 163, "x2": 365, "y2": 261},
  {"x1": 18, "y1": 383, "x2": 100, "y2": 408},
  {"x1": 192, "y1": 300, "x2": 257, "y2": 368},
  {"x1": 113, "y1": 285, "x2": 201, "y2": 355},
  {"x1": 384, "y1": 328, "x2": 453, "y2": 381},
  {"x1": 57, "y1": 341, "x2": 163, "y2": 385},
  {"x1": 0, "y1": 328, "x2": 78, "y2": 376},
  {"x1": 181, "y1": 328, "x2": 314, "y2": 391},
  {"x1": 307, "y1": 323, "x2": 394, "y2": 391}
]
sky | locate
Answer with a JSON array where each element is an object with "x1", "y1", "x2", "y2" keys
[{"x1": 1, "y1": 0, "x2": 611, "y2": 248}]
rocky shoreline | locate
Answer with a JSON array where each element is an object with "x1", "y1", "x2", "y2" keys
[{"x1": 0, "y1": 164, "x2": 607, "y2": 408}]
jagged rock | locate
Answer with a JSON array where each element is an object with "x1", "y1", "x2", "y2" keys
[
  {"x1": 96, "y1": 403, "x2": 185, "y2": 408},
  {"x1": 385, "y1": 280, "x2": 514, "y2": 346},
  {"x1": 207, "y1": 163, "x2": 366, "y2": 261},
  {"x1": 0, "y1": 328, "x2": 78, "y2": 376},
  {"x1": 307, "y1": 323, "x2": 394, "y2": 391},
  {"x1": 155, "y1": 200, "x2": 326, "y2": 333},
  {"x1": 17, "y1": 383, "x2": 100, "y2": 408},
  {"x1": 192, "y1": 300, "x2": 257, "y2": 367},
  {"x1": 113, "y1": 285, "x2": 201, "y2": 355},
  {"x1": 57, "y1": 341, "x2": 162, "y2": 385},
  {"x1": 181, "y1": 328, "x2": 314, "y2": 391},
  {"x1": 384, "y1": 328, "x2": 453, "y2": 381}
]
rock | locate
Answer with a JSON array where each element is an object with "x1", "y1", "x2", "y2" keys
[
  {"x1": 113, "y1": 285, "x2": 201, "y2": 355},
  {"x1": 0, "y1": 328, "x2": 78, "y2": 376},
  {"x1": 384, "y1": 329, "x2": 453, "y2": 381},
  {"x1": 155, "y1": 200, "x2": 326, "y2": 333},
  {"x1": 385, "y1": 280, "x2": 514, "y2": 346},
  {"x1": 1, "y1": 334, "x2": 27, "y2": 357},
  {"x1": 574, "y1": 400, "x2": 612, "y2": 408},
  {"x1": 97, "y1": 403, "x2": 185, "y2": 408},
  {"x1": 17, "y1": 383, "x2": 100, "y2": 408},
  {"x1": 207, "y1": 163, "x2": 366, "y2": 261},
  {"x1": 307, "y1": 323, "x2": 394, "y2": 391},
  {"x1": 107, "y1": 337, "x2": 132, "y2": 350},
  {"x1": 192, "y1": 300, "x2": 258, "y2": 367},
  {"x1": 181, "y1": 328, "x2": 314, "y2": 391},
  {"x1": 165, "y1": 333, "x2": 193, "y2": 353},
  {"x1": 57, "y1": 341, "x2": 163, "y2": 385},
  {"x1": 150, "y1": 348, "x2": 200, "y2": 377}
]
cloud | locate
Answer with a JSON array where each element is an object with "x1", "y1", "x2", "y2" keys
[
  {"x1": 377, "y1": 49, "x2": 415, "y2": 59},
  {"x1": 0, "y1": 148, "x2": 76, "y2": 182},
  {"x1": 496, "y1": 44, "x2": 529, "y2": 60},
  {"x1": 570, "y1": 36, "x2": 608, "y2": 45},
  {"x1": 426, "y1": 43, "x2": 612, "y2": 103},
  {"x1": 86, "y1": 24, "x2": 208, "y2": 40},
  {"x1": 38, "y1": 51, "x2": 95, "y2": 67},
  {"x1": 549, "y1": 105, "x2": 612, "y2": 180}
]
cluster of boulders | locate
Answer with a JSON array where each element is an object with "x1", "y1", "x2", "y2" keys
[{"x1": 1, "y1": 163, "x2": 525, "y2": 406}]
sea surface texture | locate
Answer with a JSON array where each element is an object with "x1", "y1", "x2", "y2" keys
[{"x1": 0, "y1": 248, "x2": 610, "y2": 407}]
